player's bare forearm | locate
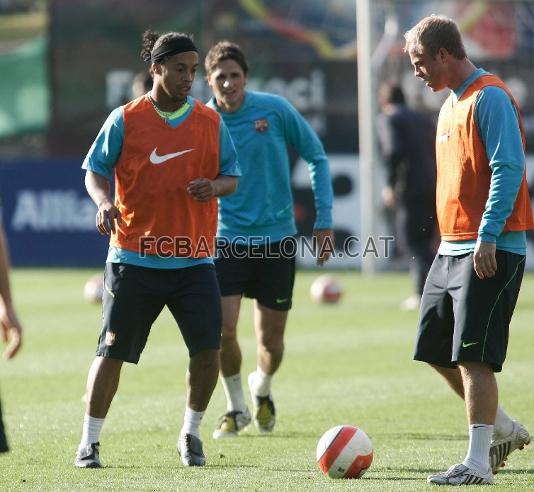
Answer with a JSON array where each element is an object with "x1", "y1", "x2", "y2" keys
[
  {"x1": 85, "y1": 170, "x2": 113, "y2": 208},
  {"x1": 187, "y1": 175, "x2": 238, "y2": 202},
  {"x1": 213, "y1": 175, "x2": 238, "y2": 197},
  {"x1": 0, "y1": 227, "x2": 14, "y2": 310},
  {"x1": 85, "y1": 171, "x2": 122, "y2": 234}
]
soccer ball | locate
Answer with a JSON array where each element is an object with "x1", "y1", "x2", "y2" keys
[
  {"x1": 310, "y1": 274, "x2": 342, "y2": 304},
  {"x1": 83, "y1": 273, "x2": 104, "y2": 304},
  {"x1": 316, "y1": 424, "x2": 373, "y2": 479}
]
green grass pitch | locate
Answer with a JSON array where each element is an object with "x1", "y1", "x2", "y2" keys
[{"x1": 1, "y1": 268, "x2": 533, "y2": 491}]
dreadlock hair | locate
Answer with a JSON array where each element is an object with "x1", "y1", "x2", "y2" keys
[{"x1": 140, "y1": 29, "x2": 196, "y2": 64}]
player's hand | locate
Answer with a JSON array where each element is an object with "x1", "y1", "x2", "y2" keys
[
  {"x1": 314, "y1": 229, "x2": 335, "y2": 266},
  {"x1": 473, "y1": 240, "x2": 497, "y2": 279},
  {"x1": 96, "y1": 200, "x2": 122, "y2": 235},
  {"x1": 382, "y1": 186, "x2": 396, "y2": 209},
  {"x1": 1, "y1": 306, "x2": 22, "y2": 360},
  {"x1": 187, "y1": 178, "x2": 217, "y2": 202}
]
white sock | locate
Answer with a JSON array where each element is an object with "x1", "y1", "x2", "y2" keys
[
  {"x1": 79, "y1": 414, "x2": 105, "y2": 448},
  {"x1": 494, "y1": 405, "x2": 514, "y2": 438},
  {"x1": 252, "y1": 367, "x2": 272, "y2": 397},
  {"x1": 463, "y1": 424, "x2": 493, "y2": 472},
  {"x1": 181, "y1": 407, "x2": 204, "y2": 438},
  {"x1": 221, "y1": 373, "x2": 247, "y2": 413}
]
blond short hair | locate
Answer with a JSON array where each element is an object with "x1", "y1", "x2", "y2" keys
[{"x1": 404, "y1": 15, "x2": 466, "y2": 59}]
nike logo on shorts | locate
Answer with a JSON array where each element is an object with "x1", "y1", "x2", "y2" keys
[
  {"x1": 149, "y1": 148, "x2": 194, "y2": 165},
  {"x1": 462, "y1": 341, "x2": 479, "y2": 348},
  {"x1": 275, "y1": 298, "x2": 288, "y2": 304}
]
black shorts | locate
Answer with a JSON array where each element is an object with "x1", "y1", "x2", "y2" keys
[
  {"x1": 215, "y1": 239, "x2": 296, "y2": 311},
  {"x1": 96, "y1": 262, "x2": 222, "y2": 363},
  {"x1": 414, "y1": 251, "x2": 525, "y2": 372}
]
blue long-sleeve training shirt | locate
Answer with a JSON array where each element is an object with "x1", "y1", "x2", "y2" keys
[{"x1": 207, "y1": 91, "x2": 333, "y2": 243}]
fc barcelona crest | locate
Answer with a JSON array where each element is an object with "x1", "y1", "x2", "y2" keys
[
  {"x1": 105, "y1": 331, "x2": 116, "y2": 346},
  {"x1": 254, "y1": 118, "x2": 269, "y2": 132}
]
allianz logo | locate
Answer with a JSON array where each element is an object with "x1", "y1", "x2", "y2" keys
[{"x1": 11, "y1": 190, "x2": 96, "y2": 231}]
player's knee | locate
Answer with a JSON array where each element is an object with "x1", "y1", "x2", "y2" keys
[
  {"x1": 190, "y1": 348, "x2": 220, "y2": 373},
  {"x1": 221, "y1": 328, "x2": 238, "y2": 347},
  {"x1": 221, "y1": 319, "x2": 238, "y2": 338},
  {"x1": 259, "y1": 334, "x2": 284, "y2": 355}
]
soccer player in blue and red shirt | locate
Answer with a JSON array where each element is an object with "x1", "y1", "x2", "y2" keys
[
  {"x1": 75, "y1": 30, "x2": 240, "y2": 468},
  {"x1": 205, "y1": 41, "x2": 334, "y2": 439}
]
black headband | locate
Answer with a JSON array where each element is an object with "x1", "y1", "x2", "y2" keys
[{"x1": 150, "y1": 37, "x2": 198, "y2": 63}]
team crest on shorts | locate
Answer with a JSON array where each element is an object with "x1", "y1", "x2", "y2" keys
[
  {"x1": 254, "y1": 118, "x2": 269, "y2": 132},
  {"x1": 105, "y1": 331, "x2": 116, "y2": 346}
]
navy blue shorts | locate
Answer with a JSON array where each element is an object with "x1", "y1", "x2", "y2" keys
[
  {"x1": 96, "y1": 262, "x2": 222, "y2": 363},
  {"x1": 414, "y1": 251, "x2": 525, "y2": 372},
  {"x1": 215, "y1": 239, "x2": 296, "y2": 311}
]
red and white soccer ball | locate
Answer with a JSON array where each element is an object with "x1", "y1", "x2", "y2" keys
[
  {"x1": 310, "y1": 274, "x2": 343, "y2": 304},
  {"x1": 83, "y1": 273, "x2": 104, "y2": 304},
  {"x1": 316, "y1": 424, "x2": 373, "y2": 479}
]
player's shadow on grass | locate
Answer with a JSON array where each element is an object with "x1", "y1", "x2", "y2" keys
[
  {"x1": 492, "y1": 468, "x2": 534, "y2": 475},
  {"x1": 361, "y1": 476, "x2": 423, "y2": 481},
  {"x1": 379, "y1": 467, "x2": 534, "y2": 480},
  {"x1": 232, "y1": 431, "x2": 316, "y2": 439},
  {"x1": 384, "y1": 467, "x2": 454, "y2": 474},
  {"x1": 207, "y1": 464, "x2": 312, "y2": 472},
  {"x1": 378, "y1": 432, "x2": 466, "y2": 441}
]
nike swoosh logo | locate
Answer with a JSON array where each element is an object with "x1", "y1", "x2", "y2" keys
[
  {"x1": 149, "y1": 148, "x2": 194, "y2": 165},
  {"x1": 275, "y1": 298, "x2": 288, "y2": 304},
  {"x1": 462, "y1": 341, "x2": 479, "y2": 348}
]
